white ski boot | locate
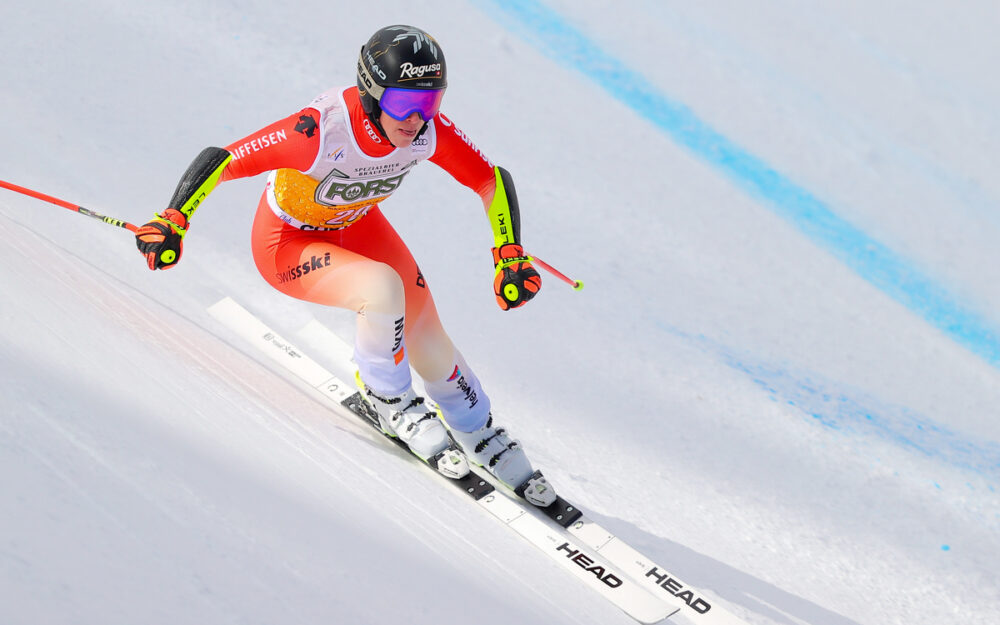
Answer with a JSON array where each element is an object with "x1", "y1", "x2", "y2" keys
[
  {"x1": 448, "y1": 415, "x2": 556, "y2": 507},
  {"x1": 356, "y1": 373, "x2": 469, "y2": 479}
]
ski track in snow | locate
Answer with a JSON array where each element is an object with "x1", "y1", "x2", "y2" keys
[{"x1": 0, "y1": 212, "x2": 627, "y2": 625}]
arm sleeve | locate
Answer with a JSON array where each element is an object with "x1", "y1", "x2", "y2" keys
[
  {"x1": 485, "y1": 165, "x2": 521, "y2": 247},
  {"x1": 166, "y1": 147, "x2": 233, "y2": 220},
  {"x1": 163, "y1": 108, "x2": 322, "y2": 221},
  {"x1": 428, "y1": 114, "x2": 495, "y2": 199},
  {"x1": 221, "y1": 108, "x2": 322, "y2": 180},
  {"x1": 429, "y1": 114, "x2": 522, "y2": 247}
]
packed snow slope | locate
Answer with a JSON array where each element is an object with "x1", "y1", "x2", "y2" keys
[{"x1": 2, "y1": 2, "x2": 998, "y2": 624}]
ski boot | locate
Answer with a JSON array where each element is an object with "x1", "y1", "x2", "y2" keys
[
  {"x1": 447, "y1": 415, "x2": 556, "y2": 507},
  {"x1": 356, "y1": 373, "x2": 469, "y2": 479}
]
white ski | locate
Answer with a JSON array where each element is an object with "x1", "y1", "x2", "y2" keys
[
  {"x1": 207, "y1": 296, "x2": 678, "y2": 624},
  {"x1": 295, "y1": 312, "x2": 752, "y2": 625}
]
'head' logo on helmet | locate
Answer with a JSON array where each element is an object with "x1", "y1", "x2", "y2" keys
[{"x1": 357, "y1": 25, "x2": 448, "y2": 139}]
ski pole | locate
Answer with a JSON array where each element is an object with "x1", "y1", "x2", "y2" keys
[
  {"x1": 1, "y1": 178, "x2": 585, "y2": 289},
  {"x1": 0, "y1": 179, "x2": 138, "y2": 233},
  {"x1": 529, "y1": 255, "x2": 584, "y2": 291}
]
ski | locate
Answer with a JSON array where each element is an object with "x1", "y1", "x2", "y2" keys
[
  {"x1": 207, "y1": 296, "x2": 678, "y2": 624},
  {"x1": 293, "y1": 314, "x2": 752, "y2": 625}
]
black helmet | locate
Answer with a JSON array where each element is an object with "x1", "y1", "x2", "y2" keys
[{"x1": 357, "y1": 25, "x2": 447, "y2": 137}]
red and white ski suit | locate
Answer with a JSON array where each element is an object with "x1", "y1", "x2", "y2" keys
[{"x1": 219, "y1": 86, "x2": 497, "y2": 430}]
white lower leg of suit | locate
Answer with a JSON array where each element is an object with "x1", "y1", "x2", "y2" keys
[
  {"x1": 353, "y1": 309, "x2": 550, "y2": 502},
  {"x1": 353, "y1": 309, "x2": 490, "y2": 431}
]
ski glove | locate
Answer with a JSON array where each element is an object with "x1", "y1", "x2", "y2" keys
[
  {"x1": 492, "y1": 243, "x2": 541, "y2": 310},
  {"x1": 135, "y1": 146, "x2": 233, "y2": 270},
  {"x1": 135, "y1": 208, "x2": 188, "y2": 270}
]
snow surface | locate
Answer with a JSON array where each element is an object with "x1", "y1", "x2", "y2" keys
[{"x1": 2, "y1": 1, "x2": 999, "y2": 624}]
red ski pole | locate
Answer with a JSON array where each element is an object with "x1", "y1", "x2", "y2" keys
[
  {"x1": 529, "y1": 254, "x2": 584, "y2": 291},
  {"x1": 2, "y1": 179, "x2": 584, "y2": 290},
  {"x1": 0, "y1": 179, "x2": 138, "y2": 233}
]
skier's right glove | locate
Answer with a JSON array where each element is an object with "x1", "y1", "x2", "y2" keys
[
  {"x1": 135, "y1": 146, "x2": 234, "y2": 271},
  {"x1": 135, "y1": 208, "x2": 188, "y2": 270}
]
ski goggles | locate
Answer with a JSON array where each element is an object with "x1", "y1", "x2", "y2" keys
[{"x1": 378, "y1": 87, "x2": 445, "y2": 122}]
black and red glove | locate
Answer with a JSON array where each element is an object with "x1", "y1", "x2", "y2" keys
[
  {"x1": 135, "y1": 208, "x2": 188, "y2": 270},
  {"x1": 492, "y1": 243, "x2": 541, "y2": 310}
]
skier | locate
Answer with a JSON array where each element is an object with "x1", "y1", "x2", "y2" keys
[{"x1": 134, "y1": 25, "x2": 555, "y2": 506}]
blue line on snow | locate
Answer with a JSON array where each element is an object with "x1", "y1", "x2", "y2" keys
[
  {"x1": 482, "y1": 0, "x2": 1000, "y2": 368},
  {"x1": 725, "y1": 354, "x2": 1000, "y2": 481},
  {"x1": 660, "y1": 326, "x2": 1000, "y2": 482}
]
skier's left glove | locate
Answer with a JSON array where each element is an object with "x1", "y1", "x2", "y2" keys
[
  {"x1": 135, "y1": 208, "x2": 188, "y2": 270},
  {"x1": 492, "y1": 243, "x2": 541, "y2": 310}
]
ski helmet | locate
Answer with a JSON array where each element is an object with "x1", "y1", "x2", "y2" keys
[{"x1": 357, "y1": 25, "x2": 447, "y2": 136}]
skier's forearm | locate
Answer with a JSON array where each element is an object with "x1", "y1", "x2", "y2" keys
[
  {"x1": 486, "y1": 166, "x2": 521, "y2": 247},
  {"x1": 166, "y1": 146, "x2": 233, "y2": 220}
]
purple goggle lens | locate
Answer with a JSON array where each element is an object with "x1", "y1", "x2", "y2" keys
[{"x1": 379, "y1": 87, "x2": 445, "y2": 121}]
